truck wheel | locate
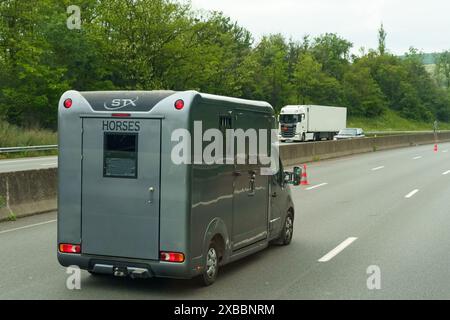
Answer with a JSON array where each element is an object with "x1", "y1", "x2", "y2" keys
[
  {"x1": 301, "y1": 133, "x2": 306, "y2": 142},
  {"x1": 199, "y1": 242, "x2": 219, "y2": 286},
  {"x1": 277, "y1": 212, "x2": 294, "y2": 246}
]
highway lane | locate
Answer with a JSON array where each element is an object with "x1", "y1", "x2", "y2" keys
[
  {"x1": 0, "y1": 156, "x2": 57, "y2": 173},
  {"x1": 0, "y1": 143, "x2": 449, "y2": 299}
]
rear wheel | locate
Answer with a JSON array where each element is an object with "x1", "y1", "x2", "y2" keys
[
  {"x1": 199, "y1": 242, "x2": 219, "y2": 286},
  {"x1": 314, "y1": 133, "x2": 320, "y2": 141},
  {"x1": 301, "y1": 133, "x2": 306, "y2": 142}
]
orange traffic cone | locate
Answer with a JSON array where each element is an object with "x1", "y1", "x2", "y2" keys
[
  {"x1": 300, "y1": 164, "x2": 310, "y2": 186},
  {"x1": 434, "y1": 144, "x2": 438, "y2": 152}
]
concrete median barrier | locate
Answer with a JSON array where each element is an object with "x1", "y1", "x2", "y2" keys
[
  {"x1": 0, "y1": 132, "x2": 449, "y2": 220},
  {"x1": 280, "y1": 131, "x2": 450, "y2": 166},
  {"x1": 0, "y1": 168, "x2": 57, "y2": 221}
]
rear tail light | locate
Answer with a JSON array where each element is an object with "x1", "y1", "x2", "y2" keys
[
  {"x1": 160, "y1": 251, "x2": 185, "y2": 263},
  {"x1": 59, "y1": 243, "x2": 81, "y2": 254},
  {"x1": 63, "y1": 98, "x2": 73, "y2": 109}
]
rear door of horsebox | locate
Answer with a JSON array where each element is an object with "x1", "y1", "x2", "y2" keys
[{"x1": 81, "y1": 117, "x2": 161, "y2": 260}]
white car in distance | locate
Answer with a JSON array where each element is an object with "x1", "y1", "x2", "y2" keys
[{"x1": 333, "y1": 128, "x2": 365, "y2": 140}]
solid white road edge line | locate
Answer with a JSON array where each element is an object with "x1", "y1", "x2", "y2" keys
[
  {"x1": 372, "y1": 166, "x2": 385, "y2": 171},
  {"x1": 443, "y1": 170, "x2": 450, "y2": 175},
  {"x1": 0, "y1": 220, "x2": 57, "y2": 235},
  {"x1": 318, "y1": 237, "x2": 358, "y2": 262}
]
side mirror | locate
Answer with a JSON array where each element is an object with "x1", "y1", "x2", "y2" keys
[
  {"x1": 293, "y1": 166, "x2": 302, "y2": 186},
  {"x1": 284, "y1": 166, "x2": 302, "y2": 186}
]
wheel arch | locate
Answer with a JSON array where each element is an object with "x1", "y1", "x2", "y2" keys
[{"x1": 202, "y1": 218, "x2": 230, "y2": 264}]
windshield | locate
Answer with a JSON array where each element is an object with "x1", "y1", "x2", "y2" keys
[
  {"x1": 338, "y1": 129, "x2": 357, "y2": 136},
  {"x1": 280, "y1": 114, "x2": 300, "y2": 124}
]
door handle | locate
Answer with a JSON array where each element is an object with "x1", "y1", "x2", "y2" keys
[{"x1": 148, "y1": 187, "x2": 155, "y2": 204}]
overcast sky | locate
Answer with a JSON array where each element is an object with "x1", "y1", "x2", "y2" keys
[{"x1": 189, "y1": 0, "x2": 450, "y2": 55}]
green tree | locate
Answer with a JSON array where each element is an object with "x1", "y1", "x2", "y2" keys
[
  {"x1": 311, "y1": 33, "x2": 353, "y2": 80},
  {"x1": 0, "y1": 0, "x2": 449, "y2": 129},
  {"x1": 293, "y1": 53, "x2": 342, "y2": 106},
  {"x1": 436, "y1": 51, "x2": 450, "y2": 89},
  {"x1": 0, "y1": 0, "x2": 70, "y2": 128},
  {"x1": 378, "y1": 23, "x2": 387, "y2": 55},
  {"x1": 242, "y1": 34, "x2": 292, "y2": 111},
  {"x1": 343, "y1": 62, "x2": 387, "y2": 117}
]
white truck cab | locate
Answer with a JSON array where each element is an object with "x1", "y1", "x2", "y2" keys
[{"x1": 279, "y1": 105, "x2": 347, "y2": 142}]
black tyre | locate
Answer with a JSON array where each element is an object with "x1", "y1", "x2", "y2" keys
[
  {"x1": 277, "y1": 212, "x2": 294, "y2": 246},
  {"x1": 199, "y1": 242, "x2": 219, "y2": 286},
  {"x1": 302, "y1": 133, "x2": 306, "y2": 142}
]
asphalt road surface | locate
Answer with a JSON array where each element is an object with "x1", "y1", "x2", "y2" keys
[
  {"x1": 0, "y1": 143, "x2": 449, "y2": 299},
  {"x1": 0, "y1": 156, "x2": 57, "y2": 173}
]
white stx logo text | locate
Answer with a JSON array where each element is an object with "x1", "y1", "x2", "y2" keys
[{"x1": 104, "y1": 98, "x2": 139, "y2": 110}]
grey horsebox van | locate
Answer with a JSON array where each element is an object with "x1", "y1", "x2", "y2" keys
[{"x1": 57, "y1": 90, "x2": 298, "y2": 285}]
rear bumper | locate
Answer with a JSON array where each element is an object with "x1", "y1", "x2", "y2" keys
[{"x1": 57, "y1": 252, "x2": 196, "y2": 279}]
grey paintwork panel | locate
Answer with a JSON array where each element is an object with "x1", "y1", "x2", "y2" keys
[
  {"x1": 189, "y1": 102, "x2": 235, "y2": 261},
  {"x1": 81, "y1": 118, "x2": 161, "y2": 260},
  {"x1": 80, "y1": 91, "x2": 175, "y2": 112},
  {"x1": 58, "y1": 91, "x2": 88, "y2": 245},
  {"x1": 231, "y1": 111, "x2": 271, "y2": 251},
  {"x1": 189, "y1": 101, "x2": 275, "y2": 265}
]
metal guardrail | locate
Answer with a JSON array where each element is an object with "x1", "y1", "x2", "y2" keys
[{"x1": 0, "y1": 145, "x2": 58, "y2": 153}]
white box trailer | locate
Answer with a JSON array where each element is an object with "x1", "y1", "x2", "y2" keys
[{"x1": 279, "y1": 105, "x2": 347, "y2": 142}]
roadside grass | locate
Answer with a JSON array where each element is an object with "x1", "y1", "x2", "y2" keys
[
  {"x1": 0, "y1": 121, "x2": 57, "y2": 159},
  {"x1": 0, "y1": 150, "x2": 58, "y2": 160},
  {"x1": 348, "y1": 109, "x2": 450, "y2": 132},
  {"x1": 6, "y1": 212, "x2": 16, "y2": 221}
]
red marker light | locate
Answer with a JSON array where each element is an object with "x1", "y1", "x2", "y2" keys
[
  {"x1": 59, "y1": 243, "x2": 81, "y2": 254},
  {"x1": 63, "y1": 98, "x2": 73, "y2": 109},
  {"x1": 160, "y1": 251, "x2": 185, "y2": 263},
  {"x1": 112, "y1": 113, "x2": 131, "y2": 117},
  {"x1": 174, "y1": 99, "x2": 184, "y2": 110}
]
